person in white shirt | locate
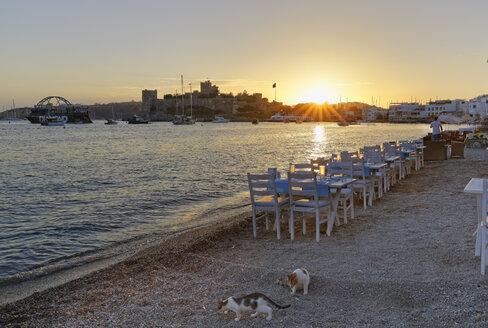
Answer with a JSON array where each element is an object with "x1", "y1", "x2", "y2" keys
[{"x1": 430, "y1": 116, "x2": 443, "y2": 140}]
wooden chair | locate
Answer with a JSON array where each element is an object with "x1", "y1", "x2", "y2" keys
[
  {"x1": 352, "y1": 158, "x2": 374, "y2": 209},
  {"x1": 288, "y1": 171, "x2": 331, "y2": 241},
  {"x1": 247, "y1": 172, "x2": 289, "y2": 240},
  {"x1": 328, "y1": 161, "x2": 354, "y2": 223},
  {"x1": 289, "y1": 163, "x2": 314, "y2": 173},
  {"x1": 361, "y1": 151, "x2": 385, "y2": 198}
]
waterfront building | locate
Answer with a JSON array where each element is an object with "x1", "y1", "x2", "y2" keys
[
  {"x1": 468, "y1": 95, "x2": 488, "y2": 118},
  {"x1": 419, "y1": 99, "x2": 467, "y2": 118},
  {"x1": 361, "y1": 106, "x2": 389, "y2": 121},
  {"x1": 388, "y1": 102, "x2": 422, "y2": 122},
  {"x1": 142, "y1": 89, "x2": 157, "y2": 112},
  {"x1": 200, "y1": 80, "x2": 219, "y2": 97}
]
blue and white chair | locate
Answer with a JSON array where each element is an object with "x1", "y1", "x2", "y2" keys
[
  {"x1": 288, "y1": 171, "x2": 331, "y2": 241},
  {"x1": 248, "y1": 172, "x2": 289, "y2": 240}
]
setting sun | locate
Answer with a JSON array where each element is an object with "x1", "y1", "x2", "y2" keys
[{"x1": 293, "y1": 84, "x2": 336, "y2": 105}]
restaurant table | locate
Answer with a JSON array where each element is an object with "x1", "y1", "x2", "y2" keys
[{"x1": 464, "y1": 178, "x2": 486, "y2": 258}]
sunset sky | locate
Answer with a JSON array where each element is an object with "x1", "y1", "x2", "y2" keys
[{"x1": 1, "y1": 0, "x2": 488, "y2": 109}]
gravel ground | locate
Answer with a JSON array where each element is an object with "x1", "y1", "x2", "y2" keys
[{"x1": 1, "y1": 149, "x2": 488, "y2": 327}]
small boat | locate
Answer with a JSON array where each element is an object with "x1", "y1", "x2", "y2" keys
[
  {"x1": 212, "y1": 116, "x2": 229, "y2": 123},
  {"x1": 337, "y1": 122, "x2": 349, "y2": 126},
  {"x1": 128, "y1": 115, "x2": 149, "y2": 124},
  {"x1": 172, "y1": 115, "x2": 195, "y2": 125},
  {"x1": 41, "y1": 117, "x2": 65, "y2": 126},
  {"x1": 105, "y1": 105, "x2": 118, "y2": 125},
  {"x1": 252, "y1": 119, "x2": 259, "y2": 124}
]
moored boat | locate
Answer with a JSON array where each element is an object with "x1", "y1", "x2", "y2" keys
[
  {"x1": 128, "y1": 115, "x2": 149, "y2": 124},
  {"x1": 212, "y1": 116, "x2": 229, "y2": 123},
  {"x1": 41, "y1": 117, "x2": 65, "y2": 126}
]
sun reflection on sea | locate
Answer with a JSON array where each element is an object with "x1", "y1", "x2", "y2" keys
[{"x1": 311, "y1": 125, "x2": 326, "y2": 158}]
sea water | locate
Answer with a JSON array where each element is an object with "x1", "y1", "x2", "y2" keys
[{"x1": 0, "y1": 120, "x2": 435, "y2": 282}]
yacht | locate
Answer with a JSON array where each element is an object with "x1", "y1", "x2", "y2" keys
[
  {"x1": 41, "y1": 117, "x2": 65, "y2": 126},
  {"x1": 172, "y1": 115, "x2": 195, "y2": 125},
  {"x1": 266, "y1": 111, "x2": 311, "y2": 122},
  {"x1": 212, "y1": 116, "x2": 229, "y2": 123},
  {"x1": 128, "y1": 115, "x2": 149, "y2": 124}
]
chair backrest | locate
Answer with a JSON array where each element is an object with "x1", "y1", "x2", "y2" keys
[
  {"x1": 289, "y1": 162, "x2": 313, "y2": 173},
  {"x1": 267, "y1": 167, "x2": 280, "y2": 179},
  {"x1": 247, "y1": 173, "x2": 278, "y2": 209},
  {"x1": 329, "y1": 160, "x2": 353, "y2": 178},
  {"x1": 362, "y1": 150, "x2": 385, "y2": 164},
  {"x1": 351, "y1": 158, "x2": 367, "y2": 180},
  {"x1": 288, "y1": 171, "x2": 319, "y2": 206},
  {"x1": 364, "y1": 145, "x2": 381, "y2": 153}
]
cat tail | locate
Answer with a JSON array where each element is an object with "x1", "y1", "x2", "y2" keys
[{"x1": 264, "y1": 296, "x2": 291, "y2": 309}]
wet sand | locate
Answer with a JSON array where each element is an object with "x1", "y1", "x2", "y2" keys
[{"x1": 1, "y1": 149, "x2": 488, "y2": 327}]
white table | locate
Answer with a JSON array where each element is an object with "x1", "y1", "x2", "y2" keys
[{"x1": 464, "y1": 178, "x2": 487, "y2": 274}]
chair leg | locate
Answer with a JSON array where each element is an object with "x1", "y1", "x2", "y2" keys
[
  {"x1": 351, "y1": 197, "x2": 354, "y2": 219},
  {"x1": 265, "y1": 213, "x2": 269, "y2": 231},
  {"x1": 482, "y1": 226, "x2": 486, "y2": 275},
  {"x1": 363, "y1": 187, "x2": 367, "y2": 210},
  {"x1": 315, "y1": 210, "x2": 320, "y2": 242},
  {"x1": 252, "y1": 208, "x2": 257, "y2": 238},
  {"x1": 276, "y1": 210, "x2": 280, "y2": 240},
  {"x1": 290, "y1": 208, "x2": 295, "y2": 240}
]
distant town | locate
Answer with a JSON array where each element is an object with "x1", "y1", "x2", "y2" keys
[{"x1": 2, "y1": 79, "x2": 488, "y2": 123}]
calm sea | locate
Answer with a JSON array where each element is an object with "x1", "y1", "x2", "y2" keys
[{"x1": 0, "y1": 120, "x2": 435, "y2": 282}]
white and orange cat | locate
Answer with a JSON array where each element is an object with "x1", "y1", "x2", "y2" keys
[
  {"x1": 217, "y1": 292, "x2": 290, "y2": 321},
  {"x1": 277, "y1": 268, "x2": 310, "y2": 295}
]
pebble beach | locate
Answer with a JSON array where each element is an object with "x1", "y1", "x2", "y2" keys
[{"x1": 1, "y1": 149, "x2": 488, "y2": 327}]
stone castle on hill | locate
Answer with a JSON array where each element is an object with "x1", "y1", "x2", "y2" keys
[{"x1": 142, "y1": 80, "x2": 280, "y2": 121}]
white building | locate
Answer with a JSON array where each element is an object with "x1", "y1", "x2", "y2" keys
[
  {"x1": 419, "y1": 99, "x2": 467, "y2": 118},
  {"x1": 468, "y1": 95, "x2": 488, "y2": 118},
  {"x1": 388, "y1": 102, "x2": 421, "y2": 122},
  {"x1": 361, "y1": 106, "x2": 389, "y2": 121}
]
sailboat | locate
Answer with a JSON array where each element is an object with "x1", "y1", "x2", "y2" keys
[
  {"x1": 105, "y1": 104, "x2": 117, "y2": 125},
  {"x1": 172, "y1": 75, "x2": 195, "y2": 125}
]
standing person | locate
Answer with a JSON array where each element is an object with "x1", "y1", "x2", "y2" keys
[{"x1": 430, "y1": 116, "x2": 443, "y2": 140}]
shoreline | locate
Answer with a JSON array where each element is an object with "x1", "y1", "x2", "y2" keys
[
  {"x1": 0, "y1": 210, "x2": 250, "y2": 307},
  {"x1": 2, "y1": 149, "x2": 488, "y2": 327}
]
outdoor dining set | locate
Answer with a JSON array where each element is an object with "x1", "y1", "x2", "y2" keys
[{"x1": 247, "y1": 139, "x2": 426, "y2": 242}]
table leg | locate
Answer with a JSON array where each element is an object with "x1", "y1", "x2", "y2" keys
[
  {"x1": 476, "y1": 195, "x2": 482, "y2": 256},
  {"x1": 327, "y1": 189, "x2": 341, "y2": 235}
]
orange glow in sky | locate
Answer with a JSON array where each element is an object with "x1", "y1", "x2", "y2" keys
[{"x1": 1, "y1": 1, "x2": 488, "y2": 108}]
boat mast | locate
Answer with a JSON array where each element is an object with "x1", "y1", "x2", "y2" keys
[
  {"x1": 181, "y1": 75, "x2": 185, "y2": 117},
  {"x1": 189, "y1": 82, "x2": 193, "y2": 118},
  {"x1": 175, "y1": 90, "x2": 178, "y2": 116}
]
